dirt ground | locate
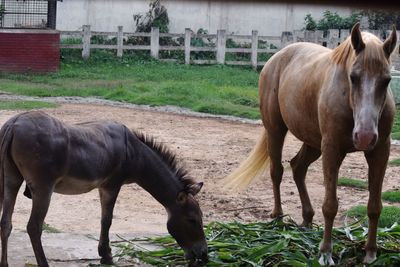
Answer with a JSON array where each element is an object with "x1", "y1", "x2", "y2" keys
[{"x1": 0, "y1": 102, "x2": 400, "y2": 238}]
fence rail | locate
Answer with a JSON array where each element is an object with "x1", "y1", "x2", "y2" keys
[{"x1": 60, "y1": 25, "x2": 400, "y2": 69}]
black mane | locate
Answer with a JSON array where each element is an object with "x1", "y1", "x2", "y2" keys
[{"x1": 133, "y1": 131, "x2": 195, "y2": 189}]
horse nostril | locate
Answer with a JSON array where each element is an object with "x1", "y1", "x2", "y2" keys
[{"x1": 354, "y1": 132, "x2": 359, "y2": 142}]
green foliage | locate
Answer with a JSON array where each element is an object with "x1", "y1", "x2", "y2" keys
[
  {"x1": 0, "y1": 4, "x2": 5, "y2": 23},
  {"x1": 304, "y1": 11, "x2": 362, "y2": 32},
  {"x1": 304, "y1": 14, "x2": 317, "y2": 31},
  {"x1": 113, "y1": 217, "x2": 400, "y2": 266},
  {"x1": 190, "y1": 28, "x2": 215, "y2": 61},
  {"x1": 0, "y1": 100, "x2": 57, "y2": 110},
  {"x1": 338, "y1": 177, "x2": 368, "y2": 189},
  {"x1": 382, "y1": 190, "x2": 400, "y2": 203},
  {"x1": 362, "y1": 10, "x2": 400, "y2": 31},
  {"x1": 133, "y1": 0, "x2": 169, "y2": 33},
  {"x1": 347, "y1": 206, "x2": 400, "y2": 228}
]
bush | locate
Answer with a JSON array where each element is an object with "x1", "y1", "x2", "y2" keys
[{"x1": 304, "y1": 11, "x2": 362, "y2": 32}]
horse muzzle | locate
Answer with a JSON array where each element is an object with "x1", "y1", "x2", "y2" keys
[
  {"x1": 353, "y1": 129, "x2": 378, "y2": 151},
  {"x1": 185, "y1": 241, "x2": 208, "y2": 266}
]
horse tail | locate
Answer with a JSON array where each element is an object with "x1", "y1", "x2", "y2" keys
[
  {"x1": 0, "y1": 116, "x2": 18, "y2": 213},
  {"x1": 224, "y1": 129, "x2": 269, "y2": 189}
]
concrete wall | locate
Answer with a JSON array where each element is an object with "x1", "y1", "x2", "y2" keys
[{"x1": 56, "y1": 0, "x2": 354, "y2": 36}]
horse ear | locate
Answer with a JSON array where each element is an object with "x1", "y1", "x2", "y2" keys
[
  {"x1": 187, "y1": 182, "x2": 203, "y2": 196},
  {"x1": 383, "y1": 25, "x2": 397, "y2": 58},
  {"x1": 177, "y1": 191, "x2": 188, "y2": 204},
  {"x1": 351, "y1": 22, "x2": 365, "y2": 54}
]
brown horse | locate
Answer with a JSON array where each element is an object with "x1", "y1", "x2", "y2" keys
[
  {"x1": 226, "y1": 23, "x2": 397, "y2": 265},
  {"x1": 0, "y1": 111, "x2": 207, "y2": 267}
]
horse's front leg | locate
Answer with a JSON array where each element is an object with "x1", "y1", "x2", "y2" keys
[
  {"x1": 98, "y1": 186, "x2": 121, "y2": 264},
  {"x1": 319, "y1": 142, "x2": 345, "y2": 266},
  {"x1": 363, "y1": 138, "x2": 390, "y2": 264}
]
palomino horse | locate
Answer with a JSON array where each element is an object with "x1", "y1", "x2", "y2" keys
[
  {"x1": 0, "y1": 111, "x2": 207, "y2": 267},
  {"x1": 226, "y1": 23, "x2": 397, "y2": 265}
]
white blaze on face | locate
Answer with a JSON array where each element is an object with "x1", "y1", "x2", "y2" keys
[{"x1": 352, "y1": 74, "x2": 379, "y2": 151}]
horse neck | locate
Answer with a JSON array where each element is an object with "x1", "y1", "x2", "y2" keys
[{"x1": 125, "y1": 140, "x2": 183, "y2": 209}]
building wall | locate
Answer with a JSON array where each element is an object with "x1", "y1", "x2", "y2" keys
[
  {"x1": 56, "y1": 0, "x2": 354, "y2": 36},
  {"x1": 0, "y1": 29, "x2": 60, "y2": 73}
]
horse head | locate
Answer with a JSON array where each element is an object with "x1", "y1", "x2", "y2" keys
[
  {"x1": 167, "y1": 182, "x2": 208, "y2": 265},
  {"x1": 349, "y1": 23, "x2": 397, "y2": 151}
]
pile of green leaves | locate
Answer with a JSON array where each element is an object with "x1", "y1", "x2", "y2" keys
[{"x1": 113, "y1": 217, "x2": 400, "y2": 266}]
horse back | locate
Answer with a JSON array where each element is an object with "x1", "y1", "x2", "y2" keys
[{"x1": 4, "y1": 111, "x2": 128, "y2": 193}]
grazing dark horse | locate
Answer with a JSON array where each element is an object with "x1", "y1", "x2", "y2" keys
[
  {"x1": 226, "y1": 23, "x2": 397, "y2": 265},
  {"x1": 0, "y1": 111, "x2": 207, "y2": 267}
]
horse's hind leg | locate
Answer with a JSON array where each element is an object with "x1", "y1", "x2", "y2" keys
[
  {"x1": 266, "y1": 126, "x2": 288, "y2": 218},
  {"x1": 0, "y1": 159, "x2": 24, "y2": 267},
  {"x1": 26, "y1": 182, "x2": 54, "y2": 267},
  {"x1": 290, "y1": 143, "x2": 321, "y2": 227}
]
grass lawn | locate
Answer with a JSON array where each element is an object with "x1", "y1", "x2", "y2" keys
[
  {"x1": 382, "y1": 190, "x2": 400, "y2": 203},
  {"x1": 0, "y1": 100, "x2": 58, "y2": 110},
  {"x1": 0, "y1": 51, "x2": 260, "y2": 119}
]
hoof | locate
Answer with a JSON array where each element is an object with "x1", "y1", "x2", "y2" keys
[
  {"x1": 300, "y1": 220, "x2": 313, "y2": 229},
  {"x1": 318, "y1": 253, "x2": 335, "y2": 266},
  {"x1": 363, "y1": 251, "x2": 376, "y2": 264},
  {"x1": 270, "y1": 210, "x2": 283, "y2": 219},
  {"x1": 100, "y1": 257, "x2": 114, "y2": 265}
]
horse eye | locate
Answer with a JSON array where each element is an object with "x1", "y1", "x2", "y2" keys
[
  {"x1": 350, "y1": 74, "x2": 358, "y2": 84},
  {"x1": 382, "y1": 77, "x2": 391, "y2": 87}
]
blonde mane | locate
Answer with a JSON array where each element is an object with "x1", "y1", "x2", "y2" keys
[{"x1": 331, "y1": 32, "x2": 389, "y2": 72}]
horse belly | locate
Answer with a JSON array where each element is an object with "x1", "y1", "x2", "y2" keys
[
  {"x1": 279, "y1": 87, "x2": 322, "y2": 149},
  {"x1": 54, "y1": 176, "x2": 102, "y2": 195}
]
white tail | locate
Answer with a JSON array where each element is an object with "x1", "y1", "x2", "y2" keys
[{"x1": 223, "y1": 129, "x2": 270, "y2": 190}]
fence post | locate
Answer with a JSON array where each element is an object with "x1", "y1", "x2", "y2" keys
[
  {"x1": 117, "y1": 26, "x2": 123, "y2": 57},
  {"x1": 327, "y1": 29, "x2": 339, "y2": 48},
  {"x1": 184, "y1": 28, "x2": 192, "y2": 65},
  {"x1": 216, "y1": 29, "x2": 226, "y2": 64},
  {"x1": 82, "y1": 25, "x2": 91, "y2": 60},
  {"x1": 251, "y1": 30, "x2": 258, "y2": 70},
  {"x1": 280, "y1": 31, "x2": 293, "y2": 48},
  {"x1": 151, "y1": 27, "x2": 160, "y2": 59}
]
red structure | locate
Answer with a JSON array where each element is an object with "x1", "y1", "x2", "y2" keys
[{"x1": 0, "y1": 29, "x2": 60, "y2": 73}]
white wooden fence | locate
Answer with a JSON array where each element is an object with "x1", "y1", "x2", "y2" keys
[{"x1": 60, "y1": 25, "x2": 400, "y2": 70}]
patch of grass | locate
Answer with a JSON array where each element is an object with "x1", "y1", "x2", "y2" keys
[
  {"x1": 389, "y1": 158, "x2": 400, "y2": 166},
  {"x1": 382, "y1": 189, "x2": 400, "y2": 203},
  {"x1": 113, "y1": 217, "x2": 400, "y2": 266},
  {"x1": 337, "y1": 177, "x2": 368, "y2": 189},
  {"x1": 42, "y1": 222, "x2": 61, "y2": 233},
  {"x1": 347, "y1": 205, "x2": 400, "y2": 228},
  {"x1": 0, "y1": 100, "x2": 58, "y2": 110},
  {"x1": 0, "y1": 51, "x2": 261, "y2": 120}
]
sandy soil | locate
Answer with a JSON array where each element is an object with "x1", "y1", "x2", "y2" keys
[{"x1": 0, "y1": 103, "x2": 399, "y2": 237}]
